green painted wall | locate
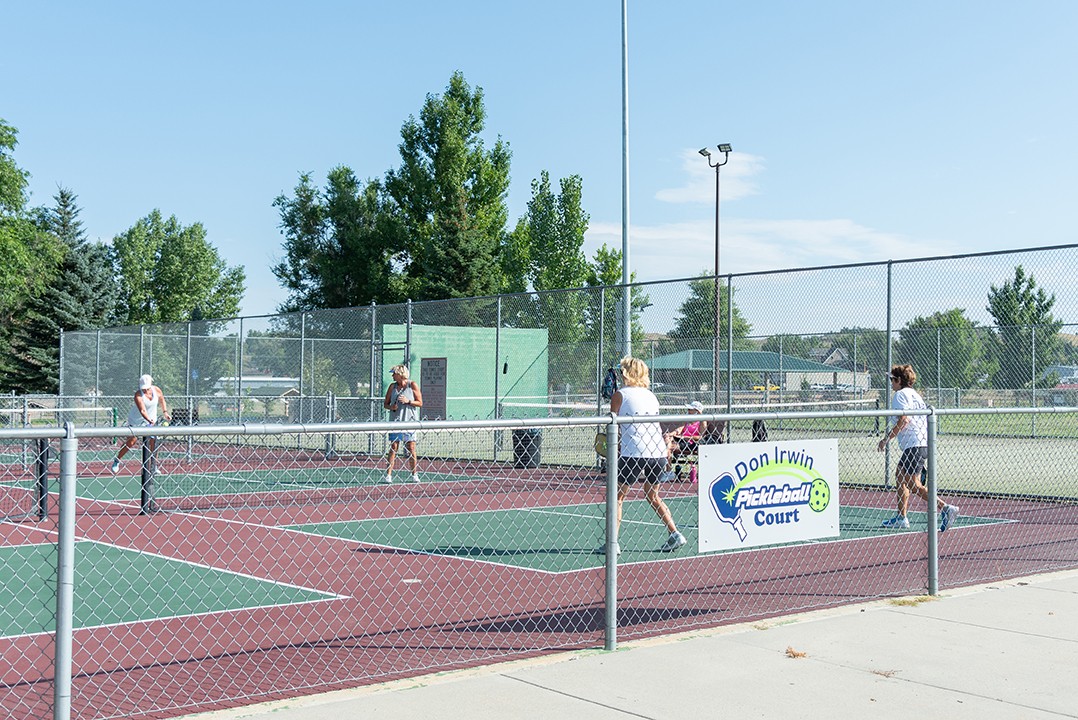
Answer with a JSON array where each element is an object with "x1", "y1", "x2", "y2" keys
[{"x1": 382, "y1": 324, "x2": 549, "y2": 419}]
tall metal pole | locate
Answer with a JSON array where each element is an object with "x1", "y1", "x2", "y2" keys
[
  {"x1": 700, "y1": 145, "x2": 731, "y2": 408},
  {"x1": 713, "y1": 162, "x2": 721, "y2": 408},
  {"x1": 619, "y1": 0, "x2": 632, "y2": 359}
]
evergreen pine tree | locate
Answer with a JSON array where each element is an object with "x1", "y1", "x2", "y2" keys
[{"x1": 7, "y1": 187, "x2": 120, "y2": 392}]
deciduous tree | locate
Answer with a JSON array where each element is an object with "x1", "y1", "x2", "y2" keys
[
  {"x1": 667, "y1": 275, "x2": 751, "y2": 346},
  {"x1": 895, "y1": 309, "x2": 988, "y2": 390},
  {"x1": 113, "y1": 210, "x2": 245, "y2": 325},
  {"x1": 273, "y1": 168, "x2": 396, "y2": 311},
  {"x1": 384, "y1": 72, "x2": 511, "y2": 305},
  {"x1": 986, "y1": 265, "x2": 1062, "y2": 389}
]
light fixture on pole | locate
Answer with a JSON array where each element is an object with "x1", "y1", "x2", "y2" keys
[{"x1": 700, "y1": 144, "x2": 731, "y2": 415}]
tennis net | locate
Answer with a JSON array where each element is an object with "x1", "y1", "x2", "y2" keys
[
  {"x1": 0, "y1": 406, "x2": 116, "y2": 427},
  {"x1": 0, "y1": 439, "x2": 49, "y2": 521},
  {"x1": 128, "y1": 424, "x2": 606, "y2": 514},
  {"x1": 498, "y1": 397, "x2": 882, "y2": 440}
]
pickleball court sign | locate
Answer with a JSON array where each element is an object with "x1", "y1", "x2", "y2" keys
[{"x1": 698, "y1": 439, "x2": 839, "y2": 552}]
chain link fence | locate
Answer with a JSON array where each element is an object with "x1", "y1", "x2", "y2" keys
[
  {"x1": 2, "y1": 400, "x2": 1077, "y2": 719},
  {"x1": 57, "y1": 245, "x2": 1078, "y2": 422}
]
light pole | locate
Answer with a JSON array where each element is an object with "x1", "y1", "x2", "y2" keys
[
  {"x1": 699, "y1": 144, "x2": 731, "y2": 413},
  {"x1": 619, "y1": 0, "x2": 632, "y2": 361}
]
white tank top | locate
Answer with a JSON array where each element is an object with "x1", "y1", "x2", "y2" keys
[
  {"x1": 617, "y1": 386, "x2": 665, "y2": 458},
  {"x1": 126, "y1": 388, "x2": 159, "y2": 426}
]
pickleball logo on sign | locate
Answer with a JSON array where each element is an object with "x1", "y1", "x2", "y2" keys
[
  {"x1": 702, "y1": 441, "x2": 837, "y2": 549},
  {"x1": 708, "y1": 473, "x2": 749, "y2": 541}
]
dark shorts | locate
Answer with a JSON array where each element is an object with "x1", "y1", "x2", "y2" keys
[
  {"x1": 898, "y1": 447, "x2": 927, "y2": 475},
  {"x1": 673, "y1": 438, "x2": 699, "y2": 454},
  {"x1": 619, "y1": 456, "x2": 669, "y2": 484}
]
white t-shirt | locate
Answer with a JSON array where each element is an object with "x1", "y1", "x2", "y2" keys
[
  {"x1": 616, "y1": 386, "x2": 665, "y2": 458},
  {"x1": 891, "y1": 387, "x2": 927, "y2": 450}
]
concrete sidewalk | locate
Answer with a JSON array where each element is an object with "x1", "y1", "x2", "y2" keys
[{"x1": 187, "y1": 570, "x2": 1078, "y2": 720}]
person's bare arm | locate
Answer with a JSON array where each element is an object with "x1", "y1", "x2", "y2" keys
[
  {"x1": 878, "y1": 415, "x2": 909, "y2": 451},
  {"x1": 157, "y1": 388, "x2": 170, "y2": 421}
]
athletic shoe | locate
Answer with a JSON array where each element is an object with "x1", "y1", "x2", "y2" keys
[
  {"x1": 384, "y1": 474, "x2": 393, "y2": 484},
  {"x1": 881, "y1": 515, "x2": 910, "y2": 529},
  {"x1": 110, "y1": 459, "x2": 119, "y2": 474},
  {"x1": 408, "y1": 474, "x2": 420, "y2": 483},
  {"x1": 595, "y1": 543, "x2": 621, "y2": 556},
  {"x1": 940, "y1": 505, "x2": 959, "y2": 533},
  {"x1": 660, "y1": 531, "x2": 687, "y2": 552}
]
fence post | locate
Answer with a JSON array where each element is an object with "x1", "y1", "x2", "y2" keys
[
  {"x1": 140, "y1": 437, "x2": 157, "y2": 515},
  {"x1": 54, "y1": 423, "x2": 77, "y2": 720},
  {"x1": 604, "y1": 416, "x2": 619, "y2": 651},
  {"x1": 926, "y1": 410, "x2": 939, "y2": 595},
  {"x1": 36, "y1": 438, "x2": 48, "y2": 520},
  {"x1": 494, "y1": 298, "x2": 502, "y2": 461}
]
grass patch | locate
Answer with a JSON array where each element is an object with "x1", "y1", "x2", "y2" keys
[{"x1": 888, "y1": 595, "x2": 938, "y2": 607}]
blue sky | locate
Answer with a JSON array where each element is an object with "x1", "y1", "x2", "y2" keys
[{"x1": 6, "y1": 1, "x2": 1078, "y2": 324}]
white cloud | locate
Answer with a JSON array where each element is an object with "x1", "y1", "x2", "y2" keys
[
  {"x1": 585, "y1": 217, "x2": 950, "y2": 283},
  {"x1": 654, "y1": 149, "x2": 765, "y2": 204}
]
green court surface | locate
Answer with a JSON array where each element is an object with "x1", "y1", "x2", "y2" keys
[
  {"x1": 290, "y1": 497, "x2": 1004, "y2": 573},
  {"x1": 0, "y1": 541, "x2": 335, "y2": 639}
]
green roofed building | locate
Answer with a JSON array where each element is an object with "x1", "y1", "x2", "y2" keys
[{"x1": 648, "y1": 349, "x2": 870, "y2": 392}]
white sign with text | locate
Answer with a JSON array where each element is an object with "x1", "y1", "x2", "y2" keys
[{"x1": 698, "y1": 439, "x2": 840, "y2": 552}]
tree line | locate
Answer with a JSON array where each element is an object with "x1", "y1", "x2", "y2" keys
[
  {"x1": 271, "y1": 71, "x2": 627, "y2": 314},
  {"x1": 2, "y1": 72, "x2": 640, "y2": 395},
  {"x1": 749, "y1": 264, "x2": 1065, "y2": 390},
  {"x1": 1, "y1": 116, "x2": 246, "y2": 393},
  {"x1": 3, "y1": 70, "x2": 1070, "y2": 396}
]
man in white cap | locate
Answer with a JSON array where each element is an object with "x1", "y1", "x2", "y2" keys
[{"x1": 111, "y1": 374, "x2": 171, "y2": 473}]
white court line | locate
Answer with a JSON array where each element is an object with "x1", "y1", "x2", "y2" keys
[
  {"x1": 77, "y1": 538, "x2": 347, "y2": 599},
  {"x1": 24, "y1": 494, "x2": 355, "y2": 598},
  {"x1": 155, "y1": 470, "x2": 372, "y2": 497},
  {"x1": 1, "y1": 596, "x2": 341, "y2": 642}
]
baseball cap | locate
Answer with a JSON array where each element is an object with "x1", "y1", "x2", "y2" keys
[
  {"x1": 138, "y1": 374, "x2": 153, "y2": 389},
  {"x1": 686, "y1": 401, "x2": 704, "y2": 412}
]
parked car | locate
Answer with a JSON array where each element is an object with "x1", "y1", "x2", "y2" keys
[{"x1": 752, "y1": 384, "x2": 780, "y2": 392}]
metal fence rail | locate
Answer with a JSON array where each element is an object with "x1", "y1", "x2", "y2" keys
[{"x1": 1, "y1": 404, "x2": 1076, "y2": 719}]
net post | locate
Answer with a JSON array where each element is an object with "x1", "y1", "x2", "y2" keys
[
  {"x1": 35, "y1": 438, "x2": 48, "y2": 520},
  {"x1": 54, "y1": 423, "x2": 77, "y2": 720},
  {"x1": 324, "y1": 392, "x2": 337, "y2": 459},
  {"x1": 140, "y1": 436, "x2": 157, "y2": 515},
  {"x1": 926, "y1": 409, "x2": 939, "y2": 595},
  {"x1": 604, "y1": 415, "x2": 619, "y2": 652}
]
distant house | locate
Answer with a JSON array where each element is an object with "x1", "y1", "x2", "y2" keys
[
  {"x1": 1044, "y1": 365, "x2": 1078, "y2": 385},
  {"x1": 211, "y1": 376, "x2": 300, "y2": 397},
  {"x1": 808, "y1": 346, "x2": 850, "y2": 367},
  {"x1": 648, "y1": 349, "x2": 870, "y2": 391}
]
